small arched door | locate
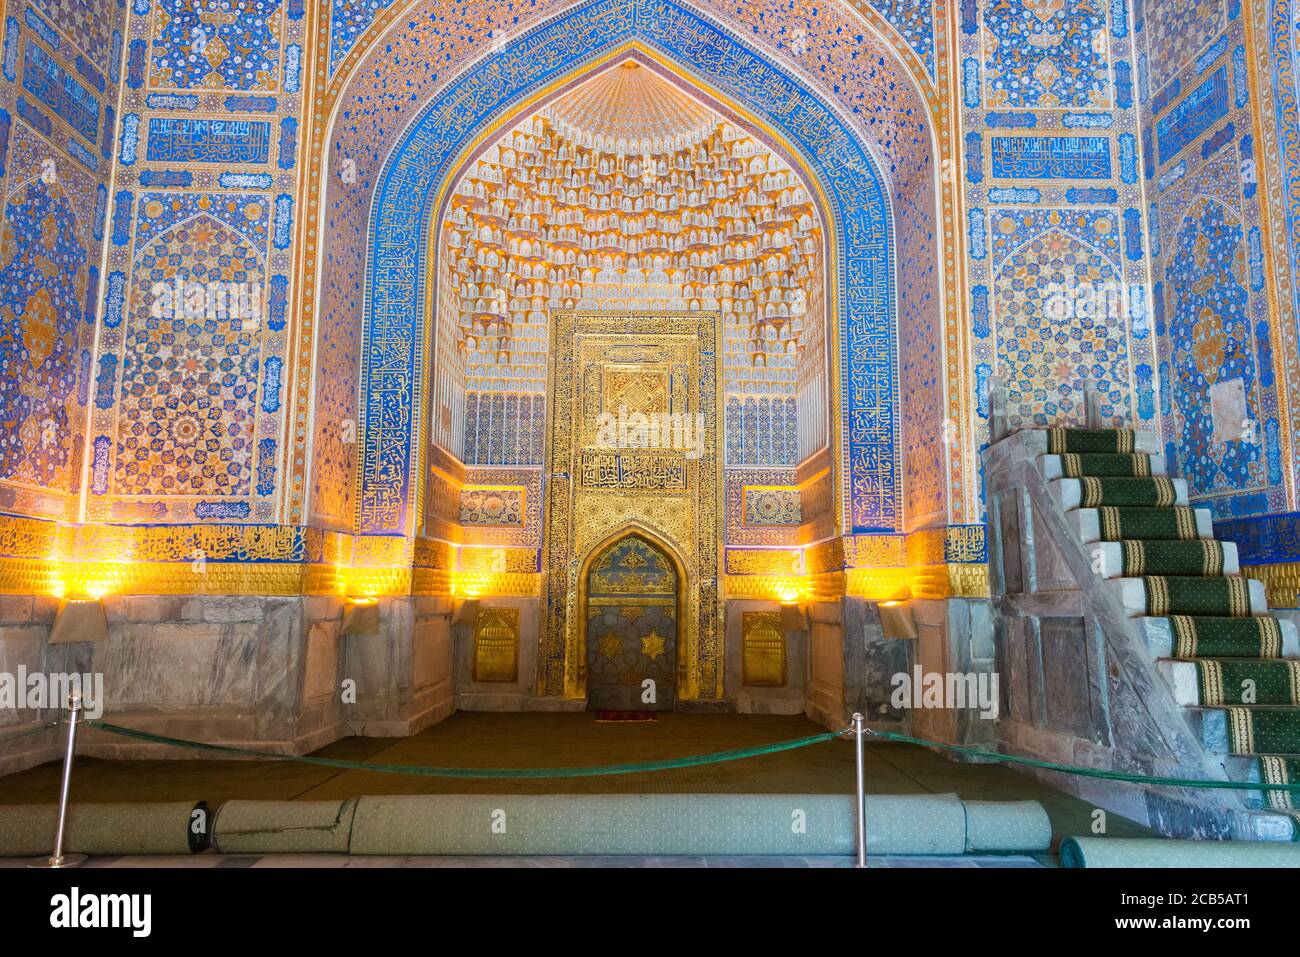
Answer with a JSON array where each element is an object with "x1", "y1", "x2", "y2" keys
[{"x1": 584, "y1": 533, "x2": 678, "y2": 711}]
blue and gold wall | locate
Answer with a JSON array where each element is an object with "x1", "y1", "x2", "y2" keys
[
  {"x1": 0, "y1": 0, "x2": 1297, "y2": 608},
  {"x1": 0, "y1": 1, "x2": 126, "y2": 523}
]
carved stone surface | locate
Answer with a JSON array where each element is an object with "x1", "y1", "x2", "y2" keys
[{"x1": 0, "y1": 595, "x2": 360, "y2": 771}]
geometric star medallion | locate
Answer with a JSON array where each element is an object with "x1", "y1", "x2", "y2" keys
[
  {"x1": 599, "y1": 632, "x2": 622, "y2": 660},
  {"x1": 640, "y1": 631, "x2": 667, "y2": 661}
]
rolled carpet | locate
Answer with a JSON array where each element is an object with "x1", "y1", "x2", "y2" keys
[
  {"x1": 0, "y1": 802, "x2": 209, "y2": 857},
  {"x1": 1119, "y1": 540, "x2": 1227, "y2": 577},
  {"x1": 211, "y1": 799, "x2": 358, "y2": 854},
  {"x1": 347, "y1": 793, "x2": 1052, "y2": 856},
  {"x1": 1075, "y1": 477, "x2": 1181, "y2": 508},
  {"x1": 1061, "y1": 837, "x2": 1300, "y2": 868},
  {"x1": 1258, "y1": 756, "x2": 1300, "y2": 810},
  {"x1": 963, "y1": 801, "x2": 1052, "y2": 853}
]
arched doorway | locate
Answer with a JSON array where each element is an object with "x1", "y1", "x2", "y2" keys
[{"x1": 581, "y1": 531, "x2": 684, "y2": 710}]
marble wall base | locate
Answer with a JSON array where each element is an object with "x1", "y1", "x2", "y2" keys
[
  {"x1": 907, "y1": 597, "x2": 997, "y2": 753},
  {"x1": 0, "y1": 593, "x2": 458, "y2": 773},
  {"x1": 341, "y1": 596, "x2": 455, "y2": 735},
  {"x1": 804, "y1": 600, "x2": 844, "y2": 728},
  {"x1": 0, "y1": 596, "x2": 70, "y2": 775}
]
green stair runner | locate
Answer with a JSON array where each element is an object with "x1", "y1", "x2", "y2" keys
[
  {"x1": 1047, "y1": 428, "x2": 1300, "y2": 812},
  {"x1": 1169, "y1": 616, "x2": 1285, "y2": 658},
  {"x1": 1058, "y1": 453, "x2": 1152, "y2": 477},
  {"x1": 1048, "y1": 428, "x2": 1138, "y2": 454},
  {"x1": 1075, "y1": 476, "x2": 1180, "y2": 508},
  {"x1": 1143, "y1": 576, "x2": 1254, "y2": 617},
  {"x1": 1119, "y1": 540, "x2": 1225, "y2": 576},
  {"x1": 1097, "y1": 506, "x2": 1202, "y2": 541},
  {"x1": 1260, "y1": 757, "x2": 1300, "y2": 811},
  {"x1": 1195, "y1": 660, "x2": 1300, "y2": 706}
]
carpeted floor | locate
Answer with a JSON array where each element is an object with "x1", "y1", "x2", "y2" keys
[{"x1": 0, "y1": 712, "x2": 1152, "y2": 844}]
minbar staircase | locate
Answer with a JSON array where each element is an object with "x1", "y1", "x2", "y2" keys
[{"x1": 984, "y1": 423, "x2": 1300, "y2": 841}]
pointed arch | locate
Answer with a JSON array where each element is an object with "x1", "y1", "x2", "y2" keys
[
  {"x1": 351, "y1": 0, "x2": 900, "y2": 538},
  {"x1": 576, "y1": 520, "x2": 689, "y2": 700}
]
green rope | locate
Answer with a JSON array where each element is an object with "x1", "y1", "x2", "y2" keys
[
  {"x1": 869, "y1": 730, "x2": 1300, "y2": 794},
  {"x1": 76, "y1": 719, "x2": 1300, "y2": 793},
  {"x1": 0, "y1": 721, "x2": 59, "y2": 747},
  {"x1": 85, "y1": 721, "x2": 841, "y2": 779}
]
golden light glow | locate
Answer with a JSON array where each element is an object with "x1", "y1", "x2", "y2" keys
[
  {"x1": 50, "y1": 561, "x2": 129, "y2": 601},
  {"x1": 342, "y1": 566, "x2": 408, "y2": 598}
]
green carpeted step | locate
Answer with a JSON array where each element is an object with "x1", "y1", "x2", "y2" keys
[
  {"x1": 1058, "y1": 453, "x2": 1153, "y2": 477},
  {"x1": 1118, "y1": 540, "x2": 1228, "y2": 577},
  {"x1": 1143, "y1": 576, "x2": 1258, "y2": 617},
  {"x1": 1047, "y1": 428, "x2": 1136, "y2": 454},
  {"x1": 1258, "y1": 756, "x2": 1300, "y2": 810},
  {"x1": 1057, "y1": 477, "x2": 1183, "y2": 508},
  {"x1": 1194, "y1": 659, "x2": 1300, "y2": 706},
  {"x1": 1224, "y1": 707, "x2": 1300, "y2": 756},
  {"x1": 1095, "y1": 506, "x2": 1205, "y2": 541},
  {"x1": 1167, "y1": 615, "x2": 1288, "y2": 658}
]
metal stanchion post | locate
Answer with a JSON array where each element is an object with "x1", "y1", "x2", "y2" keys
[
  {"x1": 32, "y1": 691, "x2": 87, "y2": 869},
  {"x1": 853, "y1": 712, "x2": 867, "y2": 868}
]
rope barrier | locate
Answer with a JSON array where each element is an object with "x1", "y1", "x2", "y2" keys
[
  {"x1": 77, "y1": 719, "x2": 1300, "y2": 792},
  {"x1": 867, "y1": 730, "x2": 1300, "y2": 794},
  {"x1": 0, "y1": 720, "x2": 59, "y2": 747},
  {"x1": 85, "y1": 721, "x2": 841, "y2": 779}
]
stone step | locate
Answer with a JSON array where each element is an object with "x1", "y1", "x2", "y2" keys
[
  {"x1": 1088, "y1": 540, "x2": 1239, "y2": 579},
  {"x1": 1050, "y1": 477, "x2": 1190, "y2": 510},
  {"x1": 1040, "y1": 452, "x2": 1169, "y2": 480},
  {"x1": 1139, "y1": 616, "x2": 1300, "y2": 659},
  {"x1": 1235, "y1": 810, "x2": 1300, "y2": 840},
  {"x1": 1184, "y1": 706, "x2": 1300, "y2": 757},
  {"x1": 1110, "y1": 577, "x2": 1268, "y2": 618},
  {"x1": 1220, "y1": 757, "x2": 1300, "y2": 813},
  {"x1": 1070, "y1": 507, "x2": 1214, "y2": 543},
  {"x1": 1157, "y1": 658, "x2": 1300, "y2": 707},
  {"x1": 1185, "y1": 708, "x2": 1239, "y2": 756},
  {"x1": 1158, "y1": 660, "x2": 1202, "y2": 706},
  {"x1": 1017, "y1": 429, "x2": 1161, "y2": 456}
]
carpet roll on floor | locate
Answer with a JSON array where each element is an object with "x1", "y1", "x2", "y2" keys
[
  {"x1": 1061, "y1": 837, "x2": 1300, "y2": 868},
  {"x1": 0, "y1": 802, "x2": 208, "y2": 856},
  {"x1": 346, "y1": 794, "x2": 1053, "y2": 856},
  {"x1": 962, "y1": 801, "x2": 1053, "y2": 853},
  {"x1": 211, "y1": 800, "x2": 358, "y2": 854},
  {"x1": 350, "y1": 794, "x2": 858, "y2": 856}
]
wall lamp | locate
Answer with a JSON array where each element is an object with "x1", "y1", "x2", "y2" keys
[
  {"x1": 877, "y1": 599, "x2": 918, "y2": 640},
  {"x1": 779, "y1": 600, "x2": 809, "y2": 632},
  {"x1": 451, "y1": 598, "x2": 481, "y2": 628},
  {"x1": 340, "y1": 596, "x2": 381, "y2": 637},
  {"x1": 50, "y1": 597, "x2": 109, "y2": 644}
]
